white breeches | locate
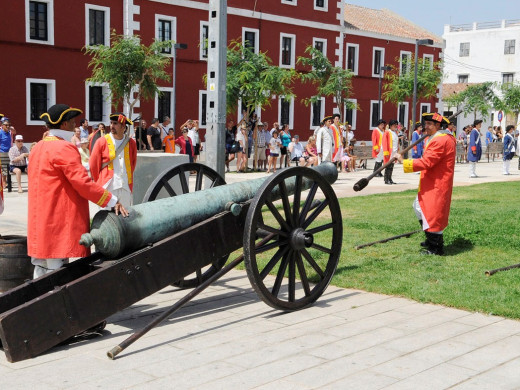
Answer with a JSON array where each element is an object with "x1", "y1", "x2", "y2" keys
[{"x1": 31, "y1": 258, "x2": 69, "y2": 279}]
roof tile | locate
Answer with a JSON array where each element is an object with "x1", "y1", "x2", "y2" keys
[{"x1": 344, "y1": 4, "x2": 442, "y2": 43}]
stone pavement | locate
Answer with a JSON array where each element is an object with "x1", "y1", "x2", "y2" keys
[{"x1": 1, "y1": 160, "x2": 520, "y2": 389}]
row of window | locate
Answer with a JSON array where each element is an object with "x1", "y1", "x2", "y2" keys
[
  {"x1": 281, "y1": 0, "x2": 329, "y2": 11},
  {"x1": 27, "y1": 0, "x2": 110, "y2": 47},
  {"x1": 459, "y1": 40, "x2": 516, "y2": 57},
  {"x1": 346, "y1": 44, "x2": 434, "y2": 77},
  {"x1": 458, "y1": 73, "x2": 515, "y2": 84},
  {"x1": 27, "y1": 0, "x2": 330, "y2": 48},
  {"x1": 28, "y1": 0, "x2": 431, "y2": 77},
  {"x1": 26, "y1": 78, "x2": 432, "y2": 131}
]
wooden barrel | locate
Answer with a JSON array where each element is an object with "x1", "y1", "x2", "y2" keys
[{"x1": 0, "y1": 235, "x2": 34, "y2": 292}]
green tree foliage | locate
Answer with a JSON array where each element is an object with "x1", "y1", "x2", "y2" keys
[
  {"x1": 225, "y1": 40, "x2": 296, "y2": 118},
  {"x1": 223, "y1": 40, "x2": 296, "y2": 169},
  {"x1": 444, "y1": 82, "x2": 497, "y2": 121},
  {"x1": 84, "y1": 31, "x2": 173, "y2": 113},
  {"x1": 495, "y1": 82, "x2": 520, "y2": 125},
  {"x1": 297, "y1": 45, "x2": 357, "y2": 119},
  {"x1": 382, "y1": 56, "x2": 442, "y2": 117}
]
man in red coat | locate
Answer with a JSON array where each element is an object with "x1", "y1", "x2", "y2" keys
[
  {"x1": 396, "y1": 112, "x2": 456, "y2": 255},
  {"x1": 90, "y1": 113, "x2": 137, "y2": 208},
  {"x1": 371, "y1": 119, "x2": 385, "y2": 177},
  {"x1": 382, "y1": 119, "x2": 399, "y2": 185},
  {"x1": 29, "y1": 104, "x2": 128, "y2": 278}
]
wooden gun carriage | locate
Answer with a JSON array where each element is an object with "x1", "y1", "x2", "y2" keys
[{"x1": 0, "y1": 162, "x2": 342, "y2": 362}]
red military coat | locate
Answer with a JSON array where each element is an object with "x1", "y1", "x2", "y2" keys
[
  {"x1": 28, "y1": 136, "x2": 114, "y2": 258},
  {"x1": 381, "y1": 129, "x2": 395, "y2": 164},
  {"x1": 371, "y1": 128, "x2": 383, "y2": 158},
  {"x1": 403, "y1": 131, "x2": 456, "y2": 232},
  {"x1": 89, "y1": 134, "x2": 137, "y2": 192}
]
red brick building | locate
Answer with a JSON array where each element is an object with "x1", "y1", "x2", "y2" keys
[{"x1": 0, "y1": 1, "x2": 442, "y2": 142}]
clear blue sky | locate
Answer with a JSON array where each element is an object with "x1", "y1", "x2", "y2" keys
[{"x1": 345, "y1": 0, "x2": 519, "y2": 36}]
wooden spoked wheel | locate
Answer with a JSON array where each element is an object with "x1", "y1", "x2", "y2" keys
[
  {"x1": 142, "y1": 163, "x2": 228, "y2": 288},
  {"x1": 243, "y1": 167, "x2": 342, "y2": 311}
]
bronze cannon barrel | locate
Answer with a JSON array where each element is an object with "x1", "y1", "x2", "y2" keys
[{"x1": 80, "y1": 163, "x2": 338, "y2": 258}]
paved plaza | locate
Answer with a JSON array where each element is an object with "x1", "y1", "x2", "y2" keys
[{"x1": 1, "y1": 159, "x2": 520, "y2": 389}]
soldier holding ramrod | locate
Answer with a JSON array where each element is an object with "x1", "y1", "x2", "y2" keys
[{"x1": 395, "y1": 112, "x2": 456, "y2": 255}]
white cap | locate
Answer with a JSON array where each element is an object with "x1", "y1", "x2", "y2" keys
[{"x1": 15, "y1": 135, "x2": 23, "y2": 141}]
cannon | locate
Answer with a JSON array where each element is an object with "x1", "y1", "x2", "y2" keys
[{"x1": 0, "y1": 162, "x2": 342, "y2": 362}]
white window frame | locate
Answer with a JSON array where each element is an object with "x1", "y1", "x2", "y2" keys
[
  {"x1": 312, "y1": 37, "x2": 327, "y2": 57},
  {"x1": 242, "y1": 27, "x2": 260, "y2": 54},
  {"x1": 420, "y1": 103, "x2": 431, "y2": 117},
  {"x1": 423, "y1": 54, "x2": 434, "y2": 69},
  {"x1": 457, "y1": 74, "x2": 469, "y2": 83},
  {"x1": 155, "y1": 14, "x2": 177, "y2": 58},
  {"x1": 278, "y1": 96, "x2": 294, "y2": 129},
  {"x1": 370, "y1": 100, "x2": 381, "y2": 128},
  {"x1": 309, "y1": 97, "x2": 325, "y2": 130},
  {"x1": 459, "y1": 42, "x2": 470, "y2": 57},
  {"x1": 399, "y1": 51, "x2": 412, "y2": 76},
  {"x1": 236, "y1": 100, "x2": 261, "y2": 124},
  {"x1": 346, "y1": 43, "x2": 359, "y2": 75},
  {"x1": 26, "y1": 78, "x2": 56, "y2": 125},
  {"x1": 25, "y1": 0, "x2": 54, "y2": 45},
  {"x1": 85, "y1": 4, "x2": 110, "y2": 47},
  {"x1": 85, "y1": 81, "x2": 111, "y2": 124},
  {"x1": 344, "y1": 98, "x2": 357, "y2": 130},
  {"x1": 397, "y1": 102, "x2": 409, "y2": 127},
  {"x1": 279, "y1": 33, "x2": 296, "y2": 69},
  {"x1": 155, "y1": 87, "x2": 174, "y2": 123},
  {"x1": 314, "y1": 0, "x2": 328, "y2": 12},
  {"x1": 198, "y1": 90, "x2": 207, "y2": 129},
  {"x1": 281, "y1": 0, "x2": 297, "y2": 5},
  {"x1": 200, "y1": 21, "x2": 209, "y2": 60},
  {"x1": 372, "y1": 47, "x2": 385, "y2": 77}
]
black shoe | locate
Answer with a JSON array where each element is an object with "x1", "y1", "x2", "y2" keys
[
  {"x1": 423, "y1": 232, "x2": 444, "y2": 255},
  {"x1": 385, "y1": 181, "x2": 392, "y2": 185},
  {"x1": 420, "y1": 241, "x2": 428, "y2": 247},
  {"x1": 389, "y1": 180, "x2": 396, "y2": 184}
]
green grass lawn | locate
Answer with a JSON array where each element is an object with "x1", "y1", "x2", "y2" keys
[{"x1": 336, "y1": 181, "x2": 520, "y2": 319}]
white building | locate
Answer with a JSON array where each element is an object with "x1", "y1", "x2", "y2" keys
[{"x1": 442, "y1": 19, "x2": 520, "y2": 133}]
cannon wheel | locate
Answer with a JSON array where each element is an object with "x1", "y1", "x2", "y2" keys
[
  {"x1": 142, "y1": 163, "x2": 228, "y2": 288},
  {"x1": 243, "y1": 167, "x2": 342, "y2": 311}
]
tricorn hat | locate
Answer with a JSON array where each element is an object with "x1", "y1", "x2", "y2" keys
[
  {"x1": 322, "y1": 115, "x2": 333, "y2": 122},
  {"x1": 40, "y1": 104, "x2": 82, "y2": 126},
  {"x1": 422, "y1": 112, "x2": 450, "y2": 125},
  {"x1": 109, "y1": 113, "x2": 133, "y2": 126}
]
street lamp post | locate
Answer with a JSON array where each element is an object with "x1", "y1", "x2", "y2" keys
[
  {"x1": 411, "y1": 38, "x2": 434, "y2": 130},
  {"x1": 172, "y1": 43, "x2": 188, "y2": 131},
  {"x1": 378, "y1": 65, "x2": 393, "y2": 120}
]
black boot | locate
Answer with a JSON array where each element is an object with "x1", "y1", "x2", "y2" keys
[
  {"x1": 418, "y1": 220, "x2": 428, "y2": 247},
  {"x1": 373, "y1": 161, "x2": 383, "y2": 177},
  {"x1": 422, "y1": 232, "x2": 444, "y2": 255},
  {"x1": 386, "y1": 164, "x2": 394, "y2": 184},
  {"x1": 384, "y1": 164, "x2": 393, "y2": 184}
]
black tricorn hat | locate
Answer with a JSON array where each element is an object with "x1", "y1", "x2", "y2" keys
[
  {"x1": 422, "y1": 112, "x2": 450, "y2": 125},
  {"x1": 322, "y1": 115, "x2": 333, "y2": 122},
  {"x1": 40, "y1": 104, "x2": 82, "y2": 126},
  {"x1": 110, "y1": 112, "x2": 133, "y2": 126}
]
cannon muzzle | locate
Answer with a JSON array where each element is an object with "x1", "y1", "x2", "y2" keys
[{"x1": 81, "y1": 163, "x2": 338, "y2": 258}]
